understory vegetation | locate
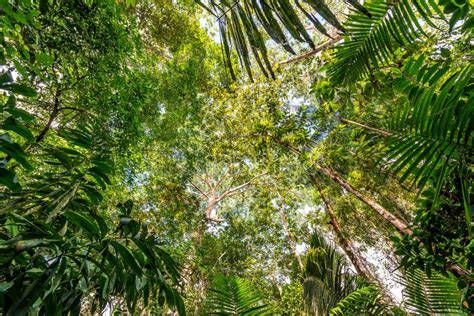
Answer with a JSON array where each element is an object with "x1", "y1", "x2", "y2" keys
[{"x1": 0, "y1": 0, "x2": 472, "y2": 314}]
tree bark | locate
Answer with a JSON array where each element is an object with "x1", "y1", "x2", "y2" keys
[
  {"x1": 271, "y1": 133, "x2": 471, "y2": 280},
  {"x1": 312, "y1": 177, "x2": 375, "y2": 280},
  {"x1": 311, "y1": 177, "x2": 397, "y2": 305},
  {"x1": 319, "y1": 166, "x2": 472, "y2": 281},
  {"x1": 317, "y1": 165, "x2": 414, "y2": 236}
]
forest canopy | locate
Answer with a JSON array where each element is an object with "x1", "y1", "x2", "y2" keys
[{"x1": 0, "y1": 0, "x2": 472, "y2": 314}]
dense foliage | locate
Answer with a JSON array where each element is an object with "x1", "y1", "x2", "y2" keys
[{"x1": 0, "y1": 0, "x2": 472, "y2": 314}]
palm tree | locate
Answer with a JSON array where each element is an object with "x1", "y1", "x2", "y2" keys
[{"x1": 302, "y1": 232, "x2": 389, "y2": 315}]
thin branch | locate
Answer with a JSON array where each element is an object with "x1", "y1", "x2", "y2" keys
[
  {"x1": 278, "y1": 35, "x2": 343, "y2": 66},
  {"x1": 199, "y1": 172, "x2": 213, "y2": 191},
  {"x1": 189, "y1": 181, "x2": 209, "y2": 199},
  {"x1": 218, "y1": 172, "x2": 267, "y2": 201},
  {"x1": 35, "y1": 88, "x2": 62, "y2": 143},
  {"x1": 214, "y1": 167, "x2": 231, "y2": 191},
  {"x1": 205, "y1": 216, "x2": 225, "y2": 223},
  {"x1": 59, "y1": 106, "x2": 87, "y2": 112},
  {"x1": 216, "y1": 0, "x2": 239, "y2": 21}
]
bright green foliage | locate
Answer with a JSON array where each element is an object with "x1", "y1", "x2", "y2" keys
[
  {"x1": 330, "y1": 285, "x2": 391, "y2": 315},
  {"x1": 273, "y1": 281, "x2": 304, "y2": 314},
  {"x1": 387, "y1": 55, "x2": 473, "y2": 227},
  {"x1": 205, "y1": 274, "x2": 269, "y2": 315},
  {"x1": 329, "y1": 0, "x2": 440, "y2": 84},
  {"x1": 1, "y1": 0, "x2": 473, "y2": 314},
  {"x1": 0, "y1": 196, "x2": 184, "y2": 315},
  {"x1": 0, "y1": 0, "x2": 192, "y2": 314}
]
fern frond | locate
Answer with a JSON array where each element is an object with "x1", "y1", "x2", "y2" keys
[
  {"x1": 400, "y1": 268, "x2": 465, "y2": 315},
  {"x1": 206, "y1": 274, "x2": 269, "y2": 315},
  {"x1": 329, "y1": 0, "x2": 440, "y2": 84}
]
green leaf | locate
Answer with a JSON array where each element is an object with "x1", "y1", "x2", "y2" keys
[
  {"x1": 35, "y1": 52, "x2": 54, "y2": 66},
  {"x1": 5, "y1": 107, "x2": 35, "y2": 122},
  {"x1": 0, "y1": 168, "x2": 21, "y2": 191},
  {"x1": 1, "y1": 117, "x2": 34, "y2": 141},
  {"x1": 0, "y1": 282, "x2": 14, "y2": 293},
  {"x1": 111, "y1": 241, "x2": 143, "y2": 276},
  {"x1": 1, "y1": 83, "x2": 37, "y2": 97},
  {"x1": 64, "y1": 211, "x2": 100, "y2": 237}
]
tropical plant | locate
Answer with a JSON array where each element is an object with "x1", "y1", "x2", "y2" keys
[
  {"x1": 205, "y1": 274, "x2": 269, "y2": 315},
  {"x1": 400, "y1": 268, "x2": 465, "y2": 315},
  {"x1": 386, "y1": 55, "x2": 473, "y2": 232},
  {"x1": 0, "y1": 121, "x2": 185, "y2": 314},
  {"x1": 198, "y1": 0, "x2": 370, "y2": 79},
  {"x1": 0, "y1": 1, "x2": 188, "y2": 314},
  {"x1": 329, "y1": 285, "x2": 390, "y2": 315},
  {"x1": 328, "y1": 0, "x2": 441, "y2": 84},
  {"x1": 302, "y1": 232, "x2": 387, "y2": 315}
]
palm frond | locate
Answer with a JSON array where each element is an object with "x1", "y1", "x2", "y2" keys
[
  {"x1": 205, "y1": 0, "x2": 370, "y2": 79},
  {"x1": 330, "y1": 285, "x2": 390, "y2": 315},
  {"x1": 384, "y1": 56, "x2": 473, "y2": 229},
  {"x1": 329, "y1": 0, "x2": 441, "y2": 84},
  {"x1": 206, "y1": 274, "x2": 269, "y2": 315},
  {"x1": 400, "y1": 268, "x2": 465, "y2": 315},
  {"x1": 303, "y1": 233, "x2": 364, "y2": 314}
]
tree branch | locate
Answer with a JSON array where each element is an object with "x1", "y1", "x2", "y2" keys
[
  {"x1": 278, "y1": 35, "x2": 343, "y2": 66},
  {"x1": 189, "y1": 181, "x2": 209, "y2": 199},
  {"x1": 35, "y1": 88, "x2": 62, "y2": 143},
  {"x1": 218, "y1": 172, "x2": 267, "y2": 201}
]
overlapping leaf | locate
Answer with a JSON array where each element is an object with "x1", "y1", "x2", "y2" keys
[
  {"x1": 205, "y1": 0, "x2": 370, "y2": 79},
  {"x1": 206, "y1": 274, "x2": 269, "y2": 315},
  {"x1": 385, "y1": 56, "x2": 473, "y2": 232},
  {"x1": 329, "y1": 0, "x2": 441, "y2": 84},
  {"x1": 400, "y1": 268, "x2": 464, "y2": 315}
]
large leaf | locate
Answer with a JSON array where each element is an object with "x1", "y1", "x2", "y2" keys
[
  {"x1": 206, "y1": 0, "x2": 370, "y2": 79},
  {"x1": 206, "y1": 274, "x2": 269, "y2": 315},
  {"x1": 400, "y1": 268, "x2": 465, "y2": 314},
  {"x1": 385, "y1": 57, "x2": 473, "y2": 227},
  {"x1": 329, "y1": 0, "x2": 440, "y2": 84}
]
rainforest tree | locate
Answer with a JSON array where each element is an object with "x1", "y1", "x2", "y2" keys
[{"x1": 0, "y1": 0, "x2": 472, "y2": 314}]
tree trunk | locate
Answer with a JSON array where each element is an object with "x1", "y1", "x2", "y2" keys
[
  {"x1": 339, "y1": 117, "x2": 392, "y2": 137},
  {"x1": 271, "y1": 132, "x2": 471, "y2": 280},
  {"x1": 312, "y1": 178, "x2": 375, "y2": 280},
  {"x1": 317, "y1": 166, "x2": 472, "y2": 280},
  {"x1": 317, "y1": 165, "x2": 413, "y2": 235},
  {"x1": 311, "y1": 177, "x2": 397, "y2": 305}
]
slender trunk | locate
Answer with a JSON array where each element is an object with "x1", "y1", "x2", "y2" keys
[
  {"x1": 339, "y1": 117, "x2": 392, "y2": 137},
  {"x1": 312, "y1": 178, "x2": 397, "y2": 305},
  {"x1": 319, "y1": 166, "x2": 471, "y2": 280},
  {"x1": 312, "y1": 179, "x2": 374, "y2": 280},
  {"x1": 318, "y1": 165, "x2": 413, "y2": 235},
  {"x1": 280, "y1": 208, "x2": 304, "y2": 272},
  {"x1": 271, "y1": 133, "x2": 471, "y2": 280}
]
